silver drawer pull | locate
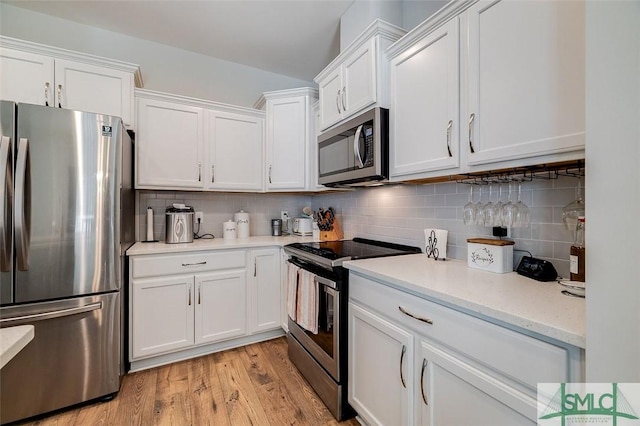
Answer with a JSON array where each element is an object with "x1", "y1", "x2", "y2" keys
[
  {"x1": 399, "y1": 306, "x2": 433, "y2": 325},
  {"x1": 181, "y1": 261, "x2": 207, "y2": 267}
]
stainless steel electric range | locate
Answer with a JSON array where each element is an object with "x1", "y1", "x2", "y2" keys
[{"x1": 283, "y1": 238, "x2": 421, "y2": 420}]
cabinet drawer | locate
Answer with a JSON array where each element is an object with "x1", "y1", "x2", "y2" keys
[
  {"x1": 350, "y1": 273, "x2": 570, "y2": 391},
  {"x1": 131, "y1": 250, "x2": 246, "y2": 278}
]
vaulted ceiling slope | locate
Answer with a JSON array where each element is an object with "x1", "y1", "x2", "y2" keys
[{"x1": 5, "y1": 0, "x2": 355, "y2": 81}]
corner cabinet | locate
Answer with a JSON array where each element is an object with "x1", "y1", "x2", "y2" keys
[
  {"x1": 255, "y1": 88, "x2": 318, "y2": 191},
  {"x1": 129, "y1": 247, "x2": 282, "y2": 371},
  {"x1": 314, "y1": 20, "x2": 406, "y2": 132},
  {"x1": 387, "y1": 0, "x2": 585, "y2": 182},
  {"x1": 348, "y1": 273, "x2": 584, "y2": 425},
  {"x1": 0, "y1": 36, "x2": 141, "y2": 128},
  {"x1": 135, "y1": 89, "x2": 265, "y2": 192}
]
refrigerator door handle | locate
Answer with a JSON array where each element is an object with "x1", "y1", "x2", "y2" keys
[
  {"x1": 15, "y1": 137, "x2": 31, "y2": 271},
  {"x1": 0, "y1": 136, "x2": 12, "y2": 272},
  {"x1": 0, "y1": 302, "x2": 102, "y2": 325}
]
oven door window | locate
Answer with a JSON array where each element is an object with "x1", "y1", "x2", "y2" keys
[{"x1": 304, "y1": 285, "x2": 336, "y2": 358}]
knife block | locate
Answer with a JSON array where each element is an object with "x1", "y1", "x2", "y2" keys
[{"x1": 319, "y1": 217, "x2": 343, "y2": 241}]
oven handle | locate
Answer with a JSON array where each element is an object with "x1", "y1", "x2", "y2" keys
[{"x1": 287, "y1": 258, "x2": 337, "y2": 290}]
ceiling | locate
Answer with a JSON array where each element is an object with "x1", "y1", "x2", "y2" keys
[{"x1": 5, "y1": 0, "x2": 356, "y2": 81}]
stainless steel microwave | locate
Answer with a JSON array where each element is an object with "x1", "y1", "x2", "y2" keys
[{"x1": 318, "y1": 107, "x2": 389, "y2": 187}]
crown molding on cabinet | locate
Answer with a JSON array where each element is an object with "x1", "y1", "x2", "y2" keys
[{"x1": 253, "y1": 87, "x2": 318, "y2": 110}]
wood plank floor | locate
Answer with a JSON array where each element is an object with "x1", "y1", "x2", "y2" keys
[{"x1": 19, "y1": 337, "x2": 359, "y2": 426}]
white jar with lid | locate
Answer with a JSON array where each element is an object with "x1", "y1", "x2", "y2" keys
[
  {"x1": 223, "y1": 220, "x2": 237, "y2": 239},
  {"x1": 234, "y1": 210, "x2": 250, "y2": 238}
]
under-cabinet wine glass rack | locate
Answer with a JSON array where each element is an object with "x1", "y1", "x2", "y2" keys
[{"x1": 455, "y1": 160, "x2": 585, "y2": 185}]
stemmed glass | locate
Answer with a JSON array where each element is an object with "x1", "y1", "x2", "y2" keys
[
  {"x1": 562, "y1": 177, "x2": 585, "y2": 240},
  {"x1": 514, "y1": 182, "x2": 531, "y2": 227},
  {"x1": 501, "y1": 182, "x2": 518, "y2": 228},
  {"x1": 462, "y1": 186, "x2": 476, "y2": 225},
  {"x1": 474, "y1": 185, "x2": 485, "y2": 226},
  {"x1": 483, "y1": 184, "x2": 500, "y2": 227}
]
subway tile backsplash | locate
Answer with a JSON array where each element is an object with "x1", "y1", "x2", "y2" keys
[{"x1": 136, "y1": 175, "x2": 583, "y2": 278}]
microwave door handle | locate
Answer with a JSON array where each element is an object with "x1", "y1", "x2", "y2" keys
[
  {"x1": 353, "y1": 124, "x2": 364, "y2": 169},
  {"x1": 0, "y1": 136, "x2": 12, "y2": 272}
]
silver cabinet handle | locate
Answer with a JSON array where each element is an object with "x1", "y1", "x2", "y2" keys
[
  {"x1": 400, "y1": 344, "x2": 407, "y2": 388},
  {"x1": 342, "y1": 86, "x2": 346, "y2": 111},
  {"x1": 211, "y1": 165, "x2": 215, "y2": 183},
  {"x1": 0, "y1": 302, "x2": 101, "y2": 325},
  {"x1": 254, "y1": 259, "x2": 257, "y2": 277},
  {"x1": 198, "y1": 284, "x2": 201, "y2": 305},
  {"x1": 399, "y1": 306, "x2": 433, "y2": 325},
  {"x1": 446, "y1": 120, "x2": 453, "y2": 158},
  {"x1": 353, "y1": 124, "x2": 364, "y2": 168},
  {"x1": 198, "y1": 162, "x2": 202, "y2": 182},
  {"x1": 15, "y1": 138, "x2": 30, "y2": 271},
  {"x1": 57, "y1": 84, "x2": 62, "y2": 108},
  {"x1": 336, "y1": 89, "x2": 341, "y2": 114},
  {"x1": 181, "y1": 261, "x2": 207, "y2": 267},
  {"x1": 268, "y1": 165, "x2": 272, "y2": 184},
  {"x1": 188, "y1": 285, "x2": 192, "y2": 306},
  {"x1": 0, "y1": 136, "x2": 12, "y2": 272},
  {"x1": 468, "y1": 113, "x2": 476, "y2": 153},
  {"x1": 421, "y1": 359, "x2": 429, "y2": 405},
  {"x1": 44, "y1": 82, "x2": 50, "y2": 106}
]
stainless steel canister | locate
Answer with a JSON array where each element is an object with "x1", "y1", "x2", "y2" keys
[
  {"x1": 165, "y1": 205, "x2": 194, "y2": 243},
  {"x1": 271, "y1": 219, "x2": 282, "y2": 236}
]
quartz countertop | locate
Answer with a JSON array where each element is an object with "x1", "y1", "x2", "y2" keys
[
  {"x1": 127, "y1": 235, "x2": 317, "y2": 256},
  {"x1": 0, "y1": 325, "x2": 34, "y2": 368},
  {"x1": 344, "y1": 254, "x2": 585, "y2": 348}
]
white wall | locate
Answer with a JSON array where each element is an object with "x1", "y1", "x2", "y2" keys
[
  {"x1": 0, "y1": 3, "x2": 313, "y2": 108},
  {"x1": 402, "y1": 1, "x2": 448, "y2": 32},
  {"x1": 585, "y1": 1, "x2": 640, "y2": 382}
]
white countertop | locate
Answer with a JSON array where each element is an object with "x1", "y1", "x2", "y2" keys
[
  {"x1": 344, "y1": 254, "x2": 585, "y2": 348},
  {"x1": 0, "y1": 325, "x2": 34, "y2": 368},
  {"x1": 127, "y1": 235, "x2": 317, "y2": 256}
]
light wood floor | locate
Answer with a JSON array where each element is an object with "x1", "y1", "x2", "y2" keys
[{"x1": 20, "y1": 337, "x2": 359, "y2": 426}]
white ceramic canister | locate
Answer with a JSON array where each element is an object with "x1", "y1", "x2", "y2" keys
[
  {"x1": 234, "y1": 210, "x2": 250, "y2": 238},
  {"x1": 223, "y1": 220, "x2": 237, "y2": 239}
]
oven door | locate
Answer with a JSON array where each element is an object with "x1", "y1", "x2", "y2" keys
[{"x1": 288, "y1": 272, "x2": 341, "y2": 381}]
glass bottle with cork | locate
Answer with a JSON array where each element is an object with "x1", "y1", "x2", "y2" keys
[{"x1": 570, "y1": 216, "x2": 586, "y2": 282}]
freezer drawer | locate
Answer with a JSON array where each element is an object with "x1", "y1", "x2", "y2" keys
[{"x1": 0, "y1": 292, "x2": 120, "y2": 424}]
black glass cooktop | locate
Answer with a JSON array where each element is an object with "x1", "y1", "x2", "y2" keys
[{"x1": 286, "y1": 238, "x2": 421, "y2": 265}]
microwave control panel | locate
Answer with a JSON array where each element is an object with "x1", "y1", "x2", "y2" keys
[{"x1": 362, "y1": 125, "x2": 374, "y2": 167}]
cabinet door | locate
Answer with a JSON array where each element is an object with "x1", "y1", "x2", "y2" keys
[
  {"x1": 132, "y1": 276, "x2": 194, "y2": 359},
  {"x1": 249, "y1": 248, "x2": 281, "y2": 333},
  {"x1": 266, "y1": 97, "x2": 306, "y2": 190},
  {"x1": 136, "y1": 98, "x2": 204, "y2": 189},
  {"x1": 54, "y1": 59, "x2": 134, "y2": 127},
  {"x1": 0, "y1": 48, "x2": 54, "y2": 106},
  {"x1": 418, "y1": 340, "x2": 536, "y2": 426},
  {"x1": 195, "y1": 270, "x2": 247, "y2": 345},
  {"x1": 318, "y1": 68, "x2": 343, "y2": 131},
  {"x1": 349, "y1": 302, "x2": 413, "y2": 426},
  {"x1": 390, "y1": 19, "x2": 460, "y2": 179},
  {"x1": 206, "y1": 110, "x2": 263, "y2": 191},
  {"x1": 343, "y1": 38, "x2": 376, "y2": 118},
  {"x1": 464, "y1": 0, "x2": 585, "y2": 166}
]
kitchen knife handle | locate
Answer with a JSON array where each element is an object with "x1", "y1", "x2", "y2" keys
[
  {"x1": 211, "y1": 165, "x2": 215, "y2": 183},
  {"x1": 57, "y1": 84, "x2": 63, "y2": 108},
  {"x1": 399, "y1": 306, "x2": 433, "y2": 325},
  {"x1": 400, "y1": 345, "x2": 407, "y2": 388},
  {"x1": 446, "y1": 120, "x2": 453, "y2": 157},
  {"x1": 336, "y1": 90, "x2": 341, "y2": 114},
  {"x1": 0, "y1": 136, "x2": 12, "y2": 272},
  {"x1": 468, "y1": 113, "x2": 476, "y2": 154},
  {"x1": 44, "y1": 82, "x2": 50, "y2": 106},
  {"x1": 421, "y1": 359, "x2": 429, "y2": 405},
  {"x1": 15, "y1": 138, "x2": 30, "y2": 271},
  {"x1": 341, "y1": 86, "x2": 346, "y2": 111}
]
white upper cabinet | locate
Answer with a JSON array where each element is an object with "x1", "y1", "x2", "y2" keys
[
  {"x1": 206, "y1": 110, "x2": 264, "y2": 192},
  {"x1": 389, "y1": 18, "x2": 460, "y2": 180},
  {"x1": 315, "y1": 20, "x2": 406, "y2": 132},
  {"x1": 135, "y1": 89, "x2": 265, "y2": 191},
  {"x1": 463, "y1": 0, "x2": 585, "y2": 168},
  {"x1": 0, "y1": 37, "x2": 140, "y2": 128},
  {"x1": 136, "y1": 96, "x2": 204, "y2": 190},
  {"x1": 255, "y1": 88, "x2": 318, "y2": 192}
]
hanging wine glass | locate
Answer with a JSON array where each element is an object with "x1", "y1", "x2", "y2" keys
[
  {"x1": 501, "y1": 182, "x2": 518, "y2": 228},
  {"x1": 474, "y1": 185, "x2": 485, "y2": 226},
  {"x1": 562, "y1": 176, "x2": 585, "y2": 240},
  {"x1": 494, "y1": 183, "x2": 505, "y2": 227},
  {"x1": 462, "y1": 185, "x2": 476, "y2": 225},
  {"x1": 484, "y1": 184, "x2": 500, "y2": 227},
  {"x1": 514, "y1": 182, "x2": 530, "y2": 227}
]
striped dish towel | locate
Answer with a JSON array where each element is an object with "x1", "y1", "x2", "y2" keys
[{"x1": 296, "y1": 269, "x2": 318, "y2": 334}]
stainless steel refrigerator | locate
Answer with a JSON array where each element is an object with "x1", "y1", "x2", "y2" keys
[{"x1": 0, "y1": 101, "x2": 134, "y2": 424}]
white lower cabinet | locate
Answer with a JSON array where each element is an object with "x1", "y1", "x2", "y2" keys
[
  {"x1": 348, "y1": 272, "x2": 583, "y2": 426},
  {"x1": 129, "y1": 247, "x2": 281, "y2": 369}
]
